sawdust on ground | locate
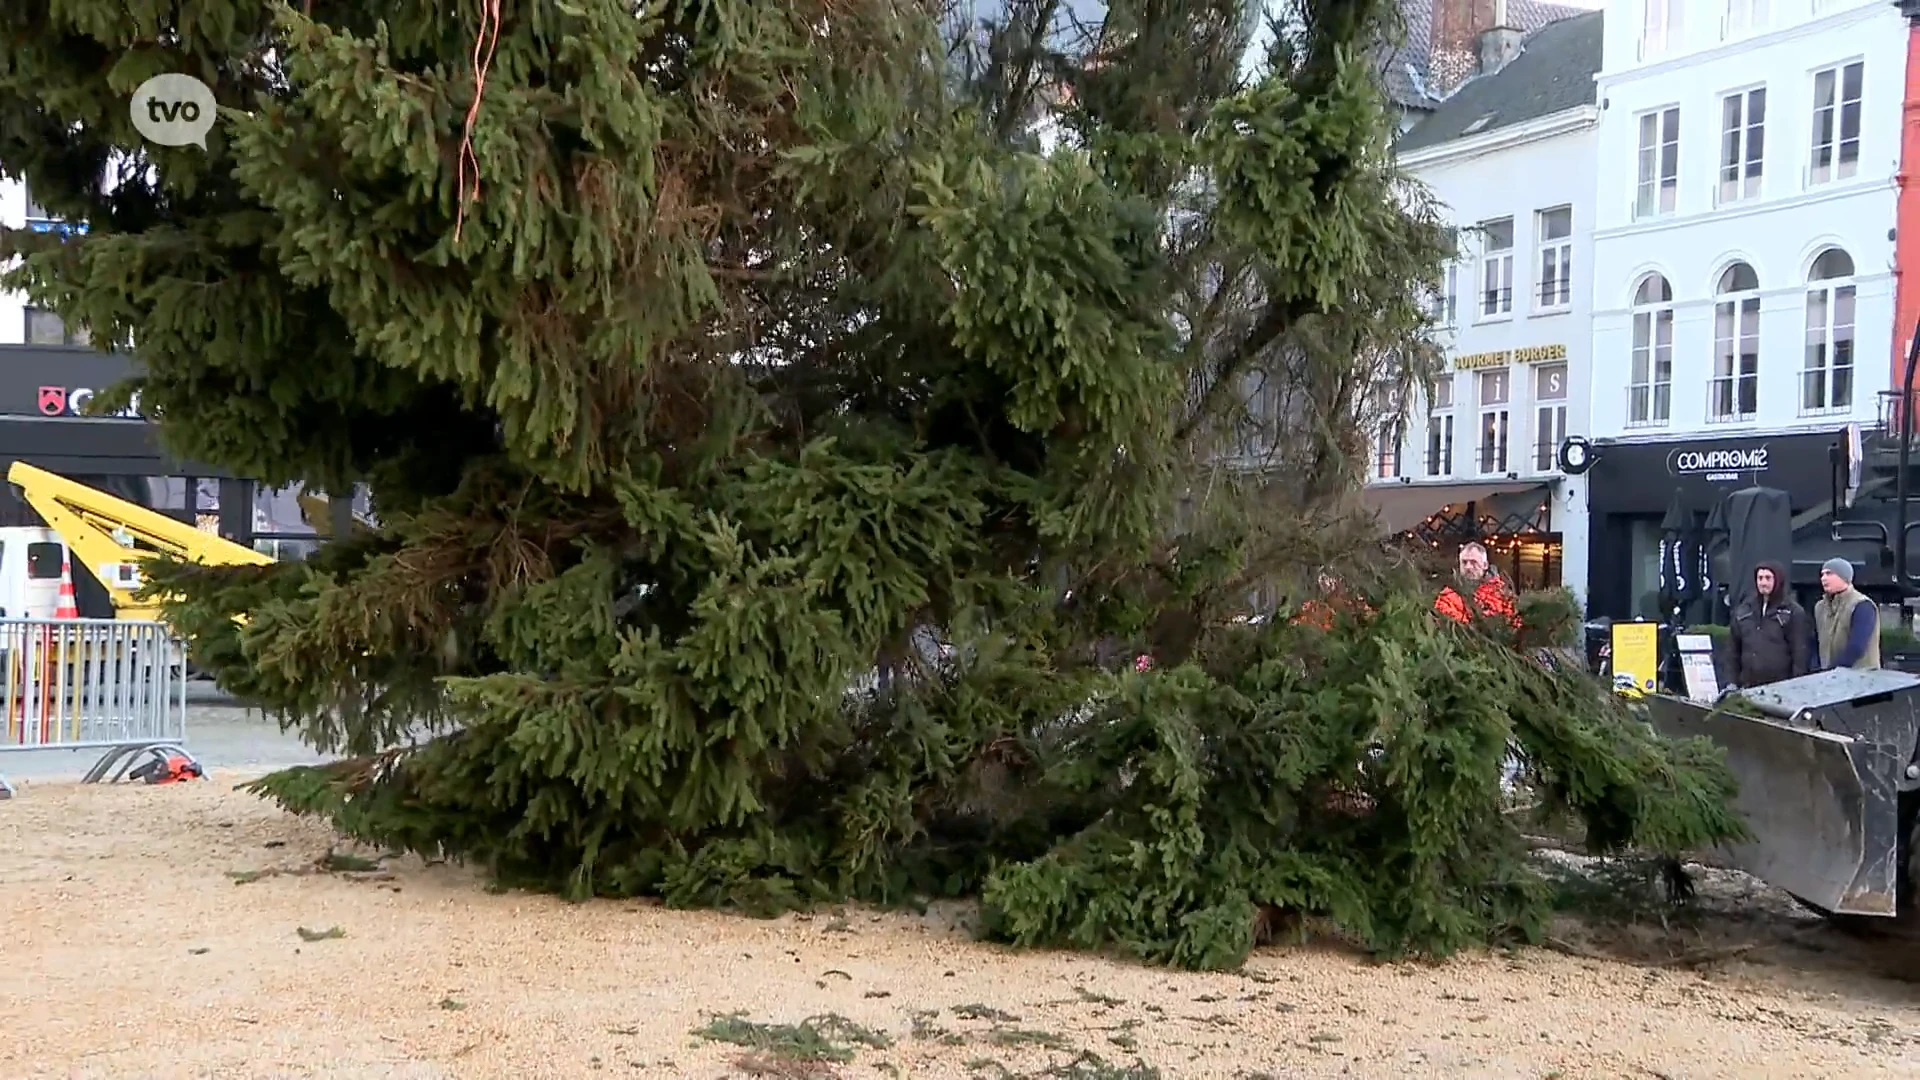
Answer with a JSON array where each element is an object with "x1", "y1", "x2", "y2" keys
[{"x1": 2, "y1": 774, "x2": 1919, "y2": 1080}]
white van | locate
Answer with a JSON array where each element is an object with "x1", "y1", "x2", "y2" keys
[{"x1": 0, "y1": 527, "x2": 70, "y2": 620}]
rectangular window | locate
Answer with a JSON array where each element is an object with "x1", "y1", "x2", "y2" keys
[
  {"x1": 1803, "y1": 281, "x2": 1856, "y2": 412},
  {"x1": 22, "y1": 180, "x2": 50, "y2": 223},
  {"x1": 1534, "y1": 207, "x2": 1573, "y2": 311},
  {"x1": 1426, "y1": 375, "x2": 1454, "y2": 477},
  {"x1": 24, "y1": 307, "x2": 86, "y2": 347},
  {"x1": 1479, "y1": 218, "x2": 1514, "y2": 319},
  {"x1": 1477, "y1": 368, "x2": 1511, "y2": 475},
  {"x1": 1630, "y1": 305, "x2": 1675, "y2": 425},
  {"x1": 1636, "y1": 107, "x2": 1681, "y2": 219},
  {"x1": 1711, "y1": 296, "x2": 1761, "y2": 421},
  {"x1": 1429, "y1": 261, "x2": 1459, "y2": 325},
  {"x1": 1718, "y1": 87, "x2": 1765, "y2": 204},
  {"x1": 25, "y1": 542, "x2": 63, "y2": 581},
  {"x1": 1640, "y1": 0, "x2": 1684, "y2": 60},
  {"x1": 1532, "y1": 363, "x2": 1569, "y2": 472},
  {"x1": 1374, "y1": 421, "x2": 1403, "y2": 479},
  {"x1": 1810, "y1": 61, "x2": 1864, "y2": 186},
  {"x1": 1721, "y1": 0, "x2": 1769, "y2": 39}
]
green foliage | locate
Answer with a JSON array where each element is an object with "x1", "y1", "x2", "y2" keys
[
  {"x1": 1882, "y1": 624, "x2": 1920, "y2": 655},
  {"x1": 1, "y1": 0, "x2": 1743, "y2": 971},
  {"x1": 1685, "y1": 624, "x2": 1732, "y2": 645}
]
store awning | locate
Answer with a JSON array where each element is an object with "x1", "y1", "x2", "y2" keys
[{"x1": 1361, "y1": 480, "x2": 1546, "y2": 536}]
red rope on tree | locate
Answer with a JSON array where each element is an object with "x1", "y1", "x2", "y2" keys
[{"x1": 454, "y1": 0, "x2": 502, "y2": 244}]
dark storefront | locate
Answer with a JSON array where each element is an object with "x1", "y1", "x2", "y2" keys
[
  {"x1": 1584, "y1": 428, "x2": 1846, "y2": 621},
  {"x1": 0, "y1": 344, "x2": 362, "y2": 615}
]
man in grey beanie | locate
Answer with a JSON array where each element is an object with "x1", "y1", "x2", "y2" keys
[{"x1": 1814, "y1": 557, "x2": 1879, "y2": 671}]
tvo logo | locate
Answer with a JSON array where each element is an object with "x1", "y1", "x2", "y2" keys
[
  {"x1": 130, "y1": 74, "x2": 217, "y2": 149},
  {"x1": 145, "y1": 98, "x2": 203, "y2": 125}
]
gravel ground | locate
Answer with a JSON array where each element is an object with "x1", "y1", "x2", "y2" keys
[{"x1": 4, "y1": 777, "x2": 1920, "y2": 1078}]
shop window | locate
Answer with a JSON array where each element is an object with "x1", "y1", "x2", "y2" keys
[
  {"x1": 1426, "y1": 375, "x2": 1454, "y2": 477},
  {"x1": 1629, "y1": 273, "x2": 1674, "y2": 426},
  {"x1": 1532, "y1": 363, "x2": 1568, "y2": 472},
  {"x1": 1802, "y1": 247, "x2": 1855, "y2": 414},
  {"x1": 1710, "y1": 261, "x2": 1761, "y2": 422},
  {"x1": 1477, "y1": 368, "x2": 1511, "y2": 475}
]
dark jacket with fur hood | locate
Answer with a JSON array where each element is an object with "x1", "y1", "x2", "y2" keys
[{"x1": 1728, "y1": 561, "x2": 1811, "y2": 688}]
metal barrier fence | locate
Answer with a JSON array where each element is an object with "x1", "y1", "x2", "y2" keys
[{"x1": 0, "y1": 618, "x2": 194, "y2": 799}]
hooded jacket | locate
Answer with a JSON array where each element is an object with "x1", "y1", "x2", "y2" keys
[{"x1": 1728, "y1": 560, "x2": 1811, "y2": 688}]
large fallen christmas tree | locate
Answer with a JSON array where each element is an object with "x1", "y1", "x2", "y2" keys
[{"x1": 1, "y1": 0, "x2": 1744, "y2": 968}]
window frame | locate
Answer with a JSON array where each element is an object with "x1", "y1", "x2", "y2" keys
[
  {"x1": 1635, "y1": 106, "x2": 1682, "y2": 220},
  {"x1": 1716, "y1": 85, "x2": 1766, "y2": 205},
  {"x1": 1809, "y1": 59, "x2": 1864, "y2": 187},
  {"x1": 1374, "y1": 419, "x2": 1404, "y2": 479},
  {"x1": 1534, "y1": 206, "x2": 1574, "y2": 313},
  {"x1": 1720, "y1": 0, "x2": 1769, "y2": 41},
  {"x1": 1640, "y1": 0, "x2": 1685, "y2": 61},
  {"x1": 1477, "y1": 218, "x2": 1515, "y2": 321},
  {"x1": 1532, "y1": 363, "x2": 1569, "y2": 472},
  {"x1": 1628, "y1": 273, "x2": 1675, "y2": 427},
  {"x1": 1710, "y1": 262, "x2": 1762, "y2": 424},
  {"x1": 1426, "y1": 375, "x2": 1455, "y2": 477},
  {"x1": 22, "y1": 179, "x2": 51, "y2": 224},
  {"x1": 1802, "y1": 248, "x2": 1856, "y2": 415},
  {"x1": 1476, "y1": 368, "x2": 1512, "y2": 476},
  {"x1": 23, "y1": 306, "x2": 86, "y2": 347}
]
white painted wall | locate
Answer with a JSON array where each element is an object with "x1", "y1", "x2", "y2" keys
[
  {"x1": 1589, "y1": 0, "x2": 1904, "y2": 440},
  {"x1": 0, "y1": 176, "x2": 30, "y2": 345},
  {"x1": 1382, "y1": 110, "x2": 1601, "y2": 604}
]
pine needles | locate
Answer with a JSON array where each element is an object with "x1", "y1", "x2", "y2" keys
[{"x1": 4, "y1": 0, "x2": 1746, "y2": 973}]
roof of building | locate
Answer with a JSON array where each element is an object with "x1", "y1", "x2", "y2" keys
[
  {"x1": 1374, "y1": 0, "x2": 1590, "y2": 113},
  {"x1": 1394, "y1": 9, "x2": 1603, "y2": 153}
]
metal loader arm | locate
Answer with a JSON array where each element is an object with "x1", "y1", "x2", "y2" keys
[{"x1": 7, "y1": 461, "x2": 274, "y2": 620}]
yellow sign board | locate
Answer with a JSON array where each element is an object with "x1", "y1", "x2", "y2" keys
[
  {"x1": 1610, "y1": 621, "x2": 1659, "y2": 697},
  {"x1": 1451, "y1": 342, "x2": 1568, "y2": 371}
]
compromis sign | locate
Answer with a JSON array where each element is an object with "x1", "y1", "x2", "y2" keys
[{"x1": 1668, "y1": 445, "x2": 1767, "y2": 480}]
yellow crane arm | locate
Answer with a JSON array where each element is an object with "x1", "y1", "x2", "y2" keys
[{"x1": 7, "y1": 461, "x2": 274, "y2": 621}]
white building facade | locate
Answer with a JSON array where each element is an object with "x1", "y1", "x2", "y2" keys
[
  {"x1": 0, "y1": 175, "x2": 90, "y2": 347},
  {"x1": 1579, "y1": 0, "x2": 1906, "y2": 620},
  {"x1": 1369, "y1": 9, "x2": 1603, "y2": 603}
]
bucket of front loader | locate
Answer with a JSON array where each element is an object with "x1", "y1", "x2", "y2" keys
[{"x1": 1644, "y1": 668, "x2": 1920, "y2": 918}]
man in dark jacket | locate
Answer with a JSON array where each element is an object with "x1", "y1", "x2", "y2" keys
[{"x1": 1728, "y1": 560, "x2": 1811, "y2": 688}]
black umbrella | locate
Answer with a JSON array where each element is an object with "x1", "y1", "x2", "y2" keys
[{"x1": 1657, "y1": 488, "x2": 1690, "y2": 625}]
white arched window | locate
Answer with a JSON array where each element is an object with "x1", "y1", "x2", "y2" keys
[
  {"x1": 1802, "y1": 248, "x2": 1855, "y2": 413},
  {"x1": 1711, "y1": 262, "x2": 1761, "y2": 422},
  {"x1": 1629, "y1": 273, "x2": 1674, "y2": 426}
]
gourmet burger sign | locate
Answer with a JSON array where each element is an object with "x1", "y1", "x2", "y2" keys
[{"x1": 1668, "y1": 445, "x2": 1767, "y2": 482}]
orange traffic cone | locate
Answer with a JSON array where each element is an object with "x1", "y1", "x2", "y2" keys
[{"x1": 54, "y1": 553, "x2": 78, "y2": 620}]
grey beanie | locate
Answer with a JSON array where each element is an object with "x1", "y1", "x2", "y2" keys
[{"x1": 1822, "y1": 557, "x2": 1854, "y2": 583}]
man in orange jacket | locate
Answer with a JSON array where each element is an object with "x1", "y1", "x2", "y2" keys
[{"x1": 1434, "y1": 542, "x2": 1521, "y2": 630}]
